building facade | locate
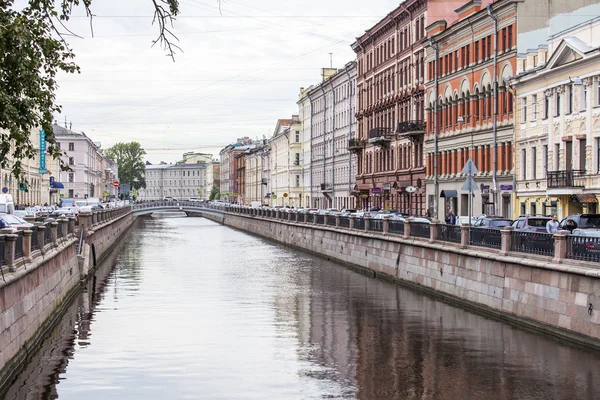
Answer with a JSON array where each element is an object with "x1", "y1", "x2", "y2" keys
[
  {"x1": 425, "y1": 0, "x2": 517, "y2": 220},
  {"x1": 297, "y1": 86, "x2": 314, "y2": 208},
  {"x1": 352, "y1": 0, "x2": 441, "y2": 215},
  {"x1": 219, "y1": 137, "x2": 254, "y2": 203},
  {"x1": 244, "y1": 145, "x2": 268, "y2": 205},
  {"x1": 269, "y1": 117, "x2": 304, "y2": 207},
  {"x1": 140, "y1": 162, "x2": 207, "y2": 200},
  {"x1": 206, "y1": 160, "x2": 220, "y2": 200},
  {"x1": 307, "y1": 63, "x2": 358, "y2": 210},
  {"x1": 511, "y1": 16, "x2": 600, "y2": 218},
  {"x1": 54, "y1": 124, "x2": 105, "y2": 201}
]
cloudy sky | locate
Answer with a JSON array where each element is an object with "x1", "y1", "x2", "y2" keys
[{"x1": 53, "y1": 0, "x2": 399, "y2": 163}]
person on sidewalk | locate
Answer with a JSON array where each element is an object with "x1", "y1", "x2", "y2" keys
[
  {"x1": 445, "y1": 210, "x2": 456, "y2": 225},
  {"x1": 546, "y1": 214, "x2": 559, "y2": 234}
]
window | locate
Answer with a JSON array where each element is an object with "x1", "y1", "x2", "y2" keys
[
  {"x1": 508, "y1": 25, "x2": 513, "y2": 49},
  {"x1": 68, "y1": 189, "x2": 74, "y2": 198},
  {"x1": 68, "y1": 157, "x2": 74, "y2": 165},
  {"x1": 555, "y1": 91, "x2": 561, "y2": 116},
  {"x1": 544, "y1": 95, "x2": 549, "y2": 119},
  {"x1": 520, "y1": 149, "x2": 527, "y2": 180},
  {"x1": 68, "y1": 172, "x2": 74, "y2": 183},
  {"x1": 596, "y1": 79, "x2": 600, "y2": 106},
  {"x1": 581, "y1": 85, "x2": 587, "y2": 110},
  {"x1": 532, "y1": 94, "x2": 537, "y2": 120},
  {"x1": 56, "y1": 142, "x2": 61, "y2": 150},
  {"x1": 475, "y1": 41, "x2": 480, "y2": 62},
  {"x1": 554, "y1": 144, "x2": 560, "y2": 170},
  {"x1": 295, "y1": 175, "x2": 300, "y2": 187},
  {"x1": 295, "y1": 131, "x2": 300, "y2": 142},
  {"x1": 521, "y1": 98, "x2": 527, "y2": 122},
  {"x1": 531, "y1": 147, "x2": 537, "y2": 179},
  {"x1": 68, "y1": 142, "x2": 74, "y2": 151},
  {"x1": 542, "y1": 145, "x2": 548, "y2": 178},
  {"x1": 597, "y1": 138, "x2": 600, "y2": 173},
  {"x1": 567, "y1": 85, "x2": 573, "y2": 114}
]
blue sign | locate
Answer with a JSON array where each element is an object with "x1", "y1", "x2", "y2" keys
[
  {"x1": 49, "y1": 176, "x2": 55, "y2": 186},
  {"x1": 39, "y1": 130, "x2": 47, "y2": 174},
  {"x1": 500, "y1": 184, "x2": 514, "y2": 191},
  {"x1": 1, "y1": 187, "x2": 7, "y2": 194}
]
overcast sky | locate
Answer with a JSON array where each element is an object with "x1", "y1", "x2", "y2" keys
[{"x1": 53, "y1": 0, "x2": 399, "y2": 163}]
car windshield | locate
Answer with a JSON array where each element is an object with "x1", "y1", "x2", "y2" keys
[
  {"x1": 578, "y1": 215, "x2": 600, "y2": 228},
  {"x1": 490, "y1": 220, "x2": 512, "y2": 228},
  {"x1": 527, "y1": 218, "x2": 549, "y2": 227},
  {"x1": 1, "y1": 215, "x2": 21, "y2": 224}
]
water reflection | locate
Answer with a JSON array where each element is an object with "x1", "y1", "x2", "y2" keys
[{"x1": 3, "y1": 217, "x2": 600, "y2": 399}]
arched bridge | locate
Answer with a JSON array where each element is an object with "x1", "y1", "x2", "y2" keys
[{"x1": 132, "y1": 201, "x2": 224, "y2": 217}]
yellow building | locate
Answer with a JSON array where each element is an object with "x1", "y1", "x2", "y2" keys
[{"x1": 511, "y1": 16, "x2": 600, "y2": 219}]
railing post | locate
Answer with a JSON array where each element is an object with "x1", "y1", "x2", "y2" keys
[
  {"x1": 23, "y1": 230, "x2": 33, "y2": 262},
  {"x1": 303, "y1": 212, "x2": 308, "y2": 223},
  {"x1": 79, "y1": 212, "x2": 93, "y2": 238},
  {"x1": 349, "y1": 215, "x2": 356, "y2": 229},
  {"x1": 500, "y1": 226, "x2": 513, "y2": 256},
  {"x1": 364, "y1": 215, "x2": 371, "y2": 232},
  {"x1": 403, "y1": 220, "x2": 411, "y2": 238},
  {"x1": 460, "y1": 223, "x2": 469, "y2": 249},
  {"x1": 335, "y1": 214, "x2": 341, "y2": 228},
  {"x1": 323, "y1": 214, "x2": 328, "y2": 226},
  {"x1": 552, "y1": 230, "x2": 569, "y2": 264},
  {"x1": 68, "y1": 217, "x2": 76, "y2": 237},
  {"x1": 429, "y1": 220, "x2": 439, "y2": 243},
  {"x1": 383, "y1": 215, "x2": 391, "y2": 233},
  {"x1": 59, "y1": 217, "x2": 68, "y2": 242},
  {"x1": 35, "y1": 223, "x2": 46, "y2": 255},
  {"x1": 3, "y1": 232, "x2": 17, "y2": 272},
  {"x1": 288, "y1": 211, "x2": 292, "y2": 221},
  {"x1": 50, "y1": 221, "x2": 59, "y2": 248}
]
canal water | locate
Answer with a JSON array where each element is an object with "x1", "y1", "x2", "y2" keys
[{"x1": 3, "y1": 217, "x2": 600, "y2": 399}]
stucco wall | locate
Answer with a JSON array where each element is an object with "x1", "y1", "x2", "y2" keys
[{"x1": 203, "y1": 211, "x2": 600, "y2": 347}]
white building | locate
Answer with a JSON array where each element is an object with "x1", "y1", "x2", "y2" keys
[
  {"x1": 307, "y1": 63, "x2": 358, "y2": 210},
  {"x1": 140, "y1": 162, "x2": 207, "y2": 200},
  {"x1": 205, "y1": 160, "x2": 220, "y2": 200},
  {"x1": 297, "y1": 86, "x2": 314, "y2": 208}
]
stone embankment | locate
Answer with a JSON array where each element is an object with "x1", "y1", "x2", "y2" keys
[
  {"x1": 200, "y1": 206, "x2": 600, "y2": 349},
  {"x1": 0, "y1": 207, "x2": 133, "y2": 389}
]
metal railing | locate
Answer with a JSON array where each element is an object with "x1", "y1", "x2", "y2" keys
[
  {"x1": 369, "y1": 219, "x2": 383, "y2": 232},
  {"x1": 470, "y1": 227, "x2": 502, "y2": 249},
  {"x1": 354, "y1": 217, "x2": 365, "y2": 230},
  {"x1": 326, "y1": 216, "x2": 337, "y2": 227},
  {"x1": 410, "y1": 222, "x2": 430, "y2": 239},
  {"x1": 77, "y1": 228, "x2": 85, "y2": 255},
  {"x1": 547, "y1": 169, "x2": 586, "y2": 188},
  {"x1": 0, "y1": 236, "x2": 5, "y2": 267},
  {"x1": 368, "y1": 127, "x2": 393, "y2": 139},
  {"x1": 14, "y1": 231, "x2": 24, "y2": 259},
  {"x1": 397, "y1": 120, "x2": 425, "y2": 133},
  {"x1": 316, "y1": 215, "x2": 325, "y2": 224},
  {"x1": 388, "y1": 220, "x2": 405, "y2": 235},
  {"x1": 31, "y1": 226, "x2": 40, "y2": 251},
  {"x1": 338, "y1": 216, "x2": 350, "y2": 228},
  {"x1": 57, "y1": 222, "x2": 64, "y2": 238},
  {"x1": 567, "y1": 235, "x2": 600, "y2": 262},
  {"x1": 510, "y1": 231, "x2": 555, "y2": 257},
  {"x1": 44, "y1": 225, "x2": 52, "y2": 246},
  {"x1": 439, "y1": 224, "x2": 462, "y2": 244}
]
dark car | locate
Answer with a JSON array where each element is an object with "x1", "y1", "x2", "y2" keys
[
  {"x1": 511, "y1": 215, "x2": 551, "y2": 232},
  {"x1": 470, "y1": 217, "x2": 512, "y2": 246},
  {"x1": 473, "y1": 216, "x2": 513, "y2": 229},
  {"x1": 559, "y1": 214, "x2": 600, "y2": 230}
]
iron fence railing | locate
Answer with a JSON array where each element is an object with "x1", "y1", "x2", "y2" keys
[
  {"x1": 0, "y1": 236, "x2": 5, "y2": 267},
  {"x1": 326, "y1": 216, "x2": 337, "y2": 227},
  {"x1": 388, "y1": 220, "x2": 405, "y2": 235},
  {"x1": 567, "y1": 235, "x2": 600, "y2": 262},
  {"x1": 438, "y1": 224, "x2": 462, "y2": 244},
  {"x1": 338, "y1": 216, "x2": 350, "y2": 228},
  {"x1": 470, "y1": 227, "x2": 502, "y2": 249},
  {"x1": 354, "y1": 217, "x2": 365, "y2": 230},
  {"x1": 44, "y1": 225, "x2": 52, "y2": 246},
  {"x1": 316, "y1": 215, "x2": 325, "y2": 224},
  {"x1": 57, "y1": 222, "x2": 64, "y2": 238},
  {"x1": 547, "y1": 169, "x2": 586, "y2": 188},
  {"x1": 31, "y1": 226, "x2": 40, "y2": 251},
  {"x1": 68, "y1": 220, "x2": 74, "y2": 234},
  {"x1": 410, "y1": 222, "x2": 430, "y2": 239},
  {"x1": 14, "y1": 231, "x2": 24, "y2": 259},
  {"x1": 369, "y1": 219, "x2": 383, "y2": 232},
  {"x1": 510, "y1": 231, "x2": 555, "y2": 257}
]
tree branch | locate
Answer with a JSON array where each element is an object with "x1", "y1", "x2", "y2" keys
[{"x1": 151, "y1": 0, "x2": 181, "y2": 61}]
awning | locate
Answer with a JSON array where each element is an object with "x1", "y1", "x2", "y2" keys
[
  {"x1": 51, "y1": 182, "x2": 65, "y2": 189},
  {"x1": 440, "y1": 190, "x2": 458, "y2": 198},
  {"x1": 569, "y1": 194, "x2": 598, "y2": 203},
  {"x1": 355, "y1": 183, "x2": 371, "y2": 191}
]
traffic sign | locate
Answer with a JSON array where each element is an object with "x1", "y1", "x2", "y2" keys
[
  {"x1": 405, "y1": 186, "x2": 417, "y2": 193},
  {"x1": 113, "y1": 181, "x2": 119, "y2": 188},
  {"x1": 461, "y1": 158, "x2": 479, "y2": 176},
  {"x1": 461, "y1": 176, "x2": 479, "y2": 191}
]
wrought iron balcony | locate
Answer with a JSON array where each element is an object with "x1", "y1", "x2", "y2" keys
[
  {"x1": 347, "y1": 138, "x2": 365, "y2": 153},
  {"x1": 547, "y1": 170, "x2": 586, "y2": 188},
  {"x1": 368, "y1": 127, "x2": 393, "y2": 140},
  {"x1": 397, "y1": 120, "x2": 425, "y2": 134},
  {"x1": 320, "y1": 183, "x2": 332, "y2": 192}
]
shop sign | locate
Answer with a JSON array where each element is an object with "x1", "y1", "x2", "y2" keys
[
  {"x1": 500, "y1": 184, "x2": 513, "y2": 192},
  {"x1": 371, "y1": 187, "x2": 382, "y2": 195}
]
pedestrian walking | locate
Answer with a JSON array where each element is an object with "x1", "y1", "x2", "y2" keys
[
  {"x1": 546, "y1": 214, "x2": 559, "y2": 234},
  {"x1": 445, "y1": 209, "x2": 456, "y2": 225}
]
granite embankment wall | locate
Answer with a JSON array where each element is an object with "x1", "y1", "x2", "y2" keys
[
  {"x1": 201, "y1": 210, "x2": 600, "y2": 348},
  {"x1": 0, "y1": 207, "x2": 133, "y2": 389}
]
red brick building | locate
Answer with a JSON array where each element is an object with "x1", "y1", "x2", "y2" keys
[
  {"x1": 425, "y1": 0, "x2": 517, "y2": 220},
  {"x1": 351, "y1": 0, "x2": 464, "y2": 215}
]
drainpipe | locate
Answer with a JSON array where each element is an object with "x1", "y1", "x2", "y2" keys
[
  {"x1": 487, "y1": 4, "x2": 499, "y2": 216},
  {"x1": 321, "y1": 85, "x2": 327, "y2": 208},
  {"x1": 308, "y1": 93, "x2": 314, "y2": 207},
  {"x1": 428, "y1": 36, "x2": 439, "y2": 220},
  {"x1": 344, "y1": 65, "x2": 354, "y2": 209},
  {"x1": 329, "y1": 78, "x2": 336, "y2": 209}
]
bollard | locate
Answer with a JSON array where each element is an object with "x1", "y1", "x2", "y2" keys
[
  {"x1": 500, "y1": 226, "x2": 513, "y2": 256},
  {"x1": 552, "y1": 230, "x2": 569, "y2": 264},
  {"x1": 382, "y1": 215, "x2": 391, "y2": 234},
  {"x1": 429, "y1": 220, "x2": 439, "y2": 243},
  {"x1": 23, "y1": 230, "x2": 33, "y2": 262},
  {"x1": 460, "y1": 223, "x2": 470, "y2": 249},
  {"x1": 404, "y1": 219, "x2": 411, "y2": 239}
]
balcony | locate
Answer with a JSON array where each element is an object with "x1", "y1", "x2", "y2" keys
[
  {"x1": 396, "y1": 120, "x2": 425, "y2": 136},
  {"x1": 367, "y1": 127, "x2": 392, "y2": 147},
  {"x1": 347, "y1": 138, "x2": 365, "y2": 154},
  {"x1": 320, "y1": 183, "x2": 332, "y2": 192},
  {"x1": 546, "y1": 170, "x2": 586, "y2": 195}
]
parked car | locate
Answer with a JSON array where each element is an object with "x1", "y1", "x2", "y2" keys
[
  {"x1": 559, "y1": 214, "x2": 600, "y2": 231},
  {"x1": 473, "y1": 216, "x2": 513, "y2": 229},
  {"x1": 0, "y1": 214, "x2": 34, "y2": 230},
  {"x1": 511, "y1": 215, "x2": 554, "y2": 252}
]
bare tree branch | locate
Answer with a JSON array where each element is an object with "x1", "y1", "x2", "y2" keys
[{"x1": 151, "y1": 0, "x2": 182, "y2": 61}]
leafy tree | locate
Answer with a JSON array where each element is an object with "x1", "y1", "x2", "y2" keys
[
  {"x1": 209, "y1": 187, "x2": 220, "y2": 201},
  {"x1": 0, "y1": 0, "x2": 181, "y2": 181},
  {"x1": 105, "y1": 142, "x2": 147, "y2": 190}
]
